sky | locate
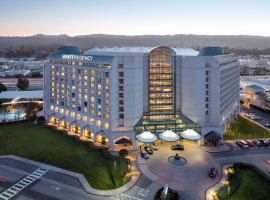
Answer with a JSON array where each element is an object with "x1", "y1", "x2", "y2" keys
[{"x1": 0, "y1": 0, "x2": 270, "y2": 37}]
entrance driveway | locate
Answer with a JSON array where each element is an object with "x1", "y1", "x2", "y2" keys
[{"x1": 138, "y1": 141, "x2": 221, "y2": 200}]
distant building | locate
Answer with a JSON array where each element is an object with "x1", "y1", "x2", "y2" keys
[{"x1": 44, "y1": 46, "x2": 240, "y2": 149}]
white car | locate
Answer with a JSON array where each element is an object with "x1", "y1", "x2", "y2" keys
[{"x1": 149, "y1": 144, "x2": 158, "y2": 150}]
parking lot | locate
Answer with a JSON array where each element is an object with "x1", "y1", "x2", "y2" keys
[
  {"x1": 241, "y1": 106, "x2": 270, "y2": 129},
  {"x1": 226, "y1": 139, "x2": 270, "y2": 151}
]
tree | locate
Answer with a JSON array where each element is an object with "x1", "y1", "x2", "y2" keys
[
  {"x1": 17, "y1": 78, "x2": 29, "y2": 90},
  {"x1": 25, "y1": 102, "x2": 37, "y2": 121},
  {"x1": 0, "y1": 82, "x2": 7, "y2": 93}
]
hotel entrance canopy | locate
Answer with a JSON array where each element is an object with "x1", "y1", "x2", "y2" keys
[
  {"x1": 159, "y1": 130, "x2": 180, "y2": 142},
  {"x1": 136, "y1": 131, "x2": 158, "y2": 143},
  {"x1": 180, "y1": 129, "x2": 201, "y2": 141}
]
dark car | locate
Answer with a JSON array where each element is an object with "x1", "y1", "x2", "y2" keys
[
  {"x1": 253, "y1": 140, "x2": 263, "y2": 147},
  {"x1": 144, "y1": 146, "x2": 153, "y2": 155},
  {"x1": 264, "y1": 123, "x2": 270, "y2": 128},
  {"x1": 140, "y1": 151, "x2": 149, "y2": 159},
  {"x1": 258, "y1": 139, "x2": 269, "y2": 147},
  {"x1": 171, "y1": 144, "x2": 184, "y2": 151},
  {"x1": 208, "y1": 167, "x2": 218, "y2": 178}
]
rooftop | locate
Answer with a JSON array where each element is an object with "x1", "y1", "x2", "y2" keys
[
  {"x1": 0, "y1": 90, "x2": 43, "y2": 99},
  {"x1": 85, "y1": 46, "x2": 199, "y2": 56}
]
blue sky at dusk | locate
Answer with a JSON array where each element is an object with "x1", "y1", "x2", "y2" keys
[{"x1": 0, "y1": 0, "x2": 269, "y2": 36}]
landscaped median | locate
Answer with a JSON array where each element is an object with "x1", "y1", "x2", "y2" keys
[
  {"x1": 0, "y1": 122, "x2": 131, "y2": 190},
  {"x1": 225, "y1": 116, "x2": 270, "y2": 140},
  {"x1": 208, "y1": 163, "x2": 270, "y2": 200}
]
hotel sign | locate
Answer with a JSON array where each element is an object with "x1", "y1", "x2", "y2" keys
[{"x1": 62, "y1": 54, "x2": 93, "y2": 61}]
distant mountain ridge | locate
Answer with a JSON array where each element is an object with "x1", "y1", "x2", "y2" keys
[{"x1": 1, "y1": 34, "x2": 270, "y2": 50}]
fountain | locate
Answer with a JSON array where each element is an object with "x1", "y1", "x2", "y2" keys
[
  {"x1": 154, "y1": 184, "x2": 179, "y2": 200},
  {"x1": 168, "y1": 154, "x2": 187, "y2": 167}
]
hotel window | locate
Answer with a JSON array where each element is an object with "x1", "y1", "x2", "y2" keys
[
  {"x1": 119, "y1": 107, "x2": 124, "y2": 112},
  {"x1": 71, "y1": 112, "x2": 75, "y2": 117},
  {"x1": 104, "y1": 122, "x2": 109, "y2": 130},
  {"x1": 119, "y1": 79, "x2": 124, "y2": 84},
  {"x1": 119, "y1": 86, "x2": 124, "y2": 91},
  {"x1": 83, "y1": 115, "x2": 87, "y2": 122},
  {"x1": 50, "y1": 105, "x2": 54, "y2": 110},
  {"x1": 96, "y1": 120, "x2": 102, "y2": 127},
  {"x1": 119, "y1": 72, "x2": 124, "y2": 77},
  {"x1": 60, "y1": 108, "x2": 64, "y2": 114},
  {"x1": 118, "y1": 64, "x2": 124, "y2": 69},
  {"x1": 119, "y1": 99, "x2": 124, "y2": 105},
  {"x1": 119, "y1": 93, "x2": 124, "y2": 98},
  {"x1": 119, "y1": 114, "x2": 124, "y2": 119},
  {"x1": 77, "y1": 114, "x2": 81, "y2": 120},
  {"x1": 90, "y1": 118, "x2": 94, "y2": 124}
]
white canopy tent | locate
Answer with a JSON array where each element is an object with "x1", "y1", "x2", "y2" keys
[
  {"x1": 136, "y1": 131, "x2": 158, "y2": 143},
  {"x1": 159, "y1": 130, "x2": 180, "y2": 142},
  {"x1": 180, "y1": 129, "x2": 201, "y2": 141}
]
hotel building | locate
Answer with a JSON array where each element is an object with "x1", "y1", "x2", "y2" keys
[{"x1": 44, "y1": 46, "x2": 239, "y2": 149}]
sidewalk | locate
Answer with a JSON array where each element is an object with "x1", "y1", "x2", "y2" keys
[
  {"x1": 206, "y1": 164, "x2": 233, "y2": 200},
  {"x1": 200, "y1": 143, "x2": 231, "y2": 153},
  {"x1": 0, "y1": 155, "x2": 140, "y2": 197}
]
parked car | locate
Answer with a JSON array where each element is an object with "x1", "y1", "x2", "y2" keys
[
  {"x1": 264, "y1": 123, "x2": 270, "y2": 128},
  {"x1": 140, "y1": 151, "x2": 149, "y2": 159},
  {"x1": 171, "y1": 144, "x2": 184, "y2": 151},
  {"x1": 144, "y1": 145, "x2": 153, "y2": 155},
  {"x1": 0, "y1": 176, "x2": 8, "y2": 183},
  {"x1": 149, "y1": 144, "x2": 158, "y2": 150},
  {"x1": 253, "y1": 115, "x2": 262, "y2": 120},
  {"x1": 252, "y1": 140, "x2": 263, "y2": 147},
  {"x1": 208, "y1": 167, "x2": 218, "y2": 178},
  {"x1": 245, "y1": 140, "x2": 255, "y2": 147},
  {"x1": 258, "y1": 139, "x2": 269, "y2": 147},
  {"x1": 236, "y1": 141, "x2": 248, "y2": 148}
]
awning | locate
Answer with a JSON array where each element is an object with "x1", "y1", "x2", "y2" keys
[
  {"x1": 159, "y1": 130, "x2": 180, "y2": 142},
  {"x1": 204, "y1": 131, "x2": 222, "y2": 142},
  {"x1": 180, "y1": 129, "x2": 201, "y2": 141},
  {"x1": 115, "y1": 137, "x2": 132, "y2": 145},
  {"x1": 136, "y1": 131, "x2": 158, "y2": 143}
]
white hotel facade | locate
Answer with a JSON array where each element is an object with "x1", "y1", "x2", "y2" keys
[{"x1": 44, "y1": 46, "x2": 240, "y2": 149}]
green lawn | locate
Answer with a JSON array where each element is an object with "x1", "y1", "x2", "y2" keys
[
  {"x1": 225, "y1": 116, "x2": 270, "y2": 140},
  {"x1": 218, "y1": 166, "x2": 270, "y2": 200},
  {"x1": 0, "y1": 122, "x2": 130, "y2": 190}
]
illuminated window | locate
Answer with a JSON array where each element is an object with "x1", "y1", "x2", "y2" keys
[
  {"x1": 83, "y1": 115, "x2": 87, "y2": 122},
  {"x1": 50, "y1": 105, "x2": 54, "y2": 110},
  {"x1": 71, "y1": 112, "x2": 75, "y2": 117},
  {"x1": 104, "y1": 122, "x2": 109, "y2": 130},
  {"x1": 90, "y1": 118, "x2": 94, "y2": 124},
  {"x1": 77, "y1": 114, "x2": 81, "y2": 120},
  {"x1": 96, "y1": 120, "x2": 102, "y2": 127}
]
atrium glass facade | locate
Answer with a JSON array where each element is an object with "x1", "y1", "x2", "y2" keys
[{"x1": 135, "y1": 47, "x2": 200, "y2": 135}]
